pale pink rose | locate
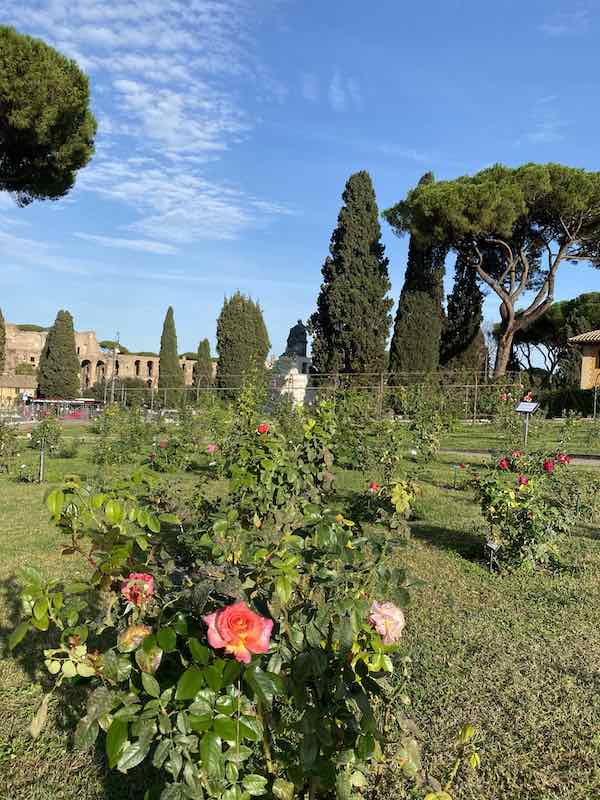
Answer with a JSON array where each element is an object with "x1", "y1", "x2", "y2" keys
[
  {"x1": 121, "y1": 573, "x2": 154, "y2": 607},
  {"x1": 206, "y1": 443, "x2": 218, "y2": 454},
  {"x1": 203, "y1": 602, "x2": 273, "y2": 664},
  {"x1": 369, "y1": 601, "x2": 405, "y2": 644}
]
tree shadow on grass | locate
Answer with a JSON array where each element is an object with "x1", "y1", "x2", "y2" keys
[
  {"x1": 0, "y1": 575, "x2": 162, "y2": 800},
  {"x1": 409, "y1": 521, "x2": 486, "y2": 562}
]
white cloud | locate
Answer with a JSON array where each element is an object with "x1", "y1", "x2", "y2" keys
[
  {"x1": 301, "y1": 73, "x2": 319, "y2": 102},
  {"x1": 0, "y1": 0, "x2": 290, "y2": 243},
  {"x1": 521, "y1": 97, "x2": 567, "y2": 144},
  {"x1": 377, "y1": 144, "x2": 434, "y2": 163},
  {"x1": 328, "y1": 70, "x2": 362, "y2": 113},
  {"x1": 74, "y1": 233, "x2": 179, "y2": 255},
  {"x1": 540, "y1": 8, "x2": 590, "y2": 36}
]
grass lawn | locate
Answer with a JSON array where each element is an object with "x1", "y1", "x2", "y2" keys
[
  {"x1": 1, "y1": 438, "x2": 599, "y2": 799},
  {"x1": 442, "y1": 418, "x2": 600, "y2": 457}
]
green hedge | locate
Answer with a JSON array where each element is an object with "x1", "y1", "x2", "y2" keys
[{"x1": 541, "y1": 388, "x2": 596, "y2": 417}]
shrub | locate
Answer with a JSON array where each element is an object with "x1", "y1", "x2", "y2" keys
[{"x1": 29, "y1": 416, "x2": 62, "y2": 454}]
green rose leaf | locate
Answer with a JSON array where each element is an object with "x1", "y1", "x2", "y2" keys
[
  {"x1": 46, "y1": 488, "x2": 64, "y2": 517},
  {"x1": 188, "y1": 637, "x2": 209, "y2": 665},
  {"x1": 106, "y1": 718, "x2": 129, "y2": 768},
  {"x1": 142, "y1": 672, "x2": 161, "y2": 698},
  {"x1": 176, "y1": 666, "x2": 204, "y2": 700},
  {"x1": 152, "y1": 738, "x2": 171, "y2": 769},
  {"x1": 117, "y1": 738, "x2": 152, "y2": 773},
  {"x1": 242, "y1": 774, "x2": 268, "y2": 796},
  {"x1": 243, "y1": 666, "x2": 283, "y2": 709},
  {"x1": 200, "y1": 731, "x2": 223, "y2": 778},
  {"x1": 272, "y1": 778, "x2": 295, "y2": 800},
  {"x1": 9, "y1": 621, "x2": 30, "y2": 650},
  {"x1": 74, "y1": 716, "x2": 99, "y2": 751},
  {"x1": 212, "y1": 715, "x2": 238, "y2": 741},
  {"x1": 157, "y1": 627, "x2": 177, "y2": 652},
  {"x1": 30, "y1": 692, "x2": 51, "y2": 739}
]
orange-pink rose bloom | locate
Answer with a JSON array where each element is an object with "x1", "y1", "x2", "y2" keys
[
  {"x1": 121, "y1": 573, "x2": 154, "y2": 607},
  {"x1": 203, "y1": 602, "x2": 273, "y2": 664},
  {"x1": 369, "y1": 601, "x2": 405, "y2": 644}
]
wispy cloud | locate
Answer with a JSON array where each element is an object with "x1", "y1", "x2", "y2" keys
[
  {"x1": 377, "y1": 144, "x2": 434, "y2": 163},
  {"x1": 520, "y1": 95, "x2": 567, "y2": 144},
  {"x1": 74, "y1": 233, "x2": 179, "y2": 255},
  {"x1": 540, "y1": 7, "x2": 590, "y2": 36},
  {"x1": 301, "y1": 73, "x2": 319, "y2": 102},
  {"x1": 0, "y1": 0, "x2": 290, "y2": 243},
  {"x1": 328, "y1": 70, "x2": 362, "y2": 113}
]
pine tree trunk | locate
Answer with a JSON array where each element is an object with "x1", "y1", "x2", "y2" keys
[{"x1": 493, "y1": 329, "x2": 515, "y2": 377}]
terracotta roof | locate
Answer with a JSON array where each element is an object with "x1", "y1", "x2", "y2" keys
[{"x1": 569, "y1": 329, "x2": 600, "y2": 344}]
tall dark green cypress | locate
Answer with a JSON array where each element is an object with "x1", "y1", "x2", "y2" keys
[
  {"x1": 0, "y1": 307, "x2": 5, "y2": 374},
  {"x1": 309, "y1": 171, "x2": 392, "y2": 377},
  {"x1": 216, "y1": 292, "x2": 271, "y2": 391},
  {"x1": 387, "y1": 172, "x2": 447, "y2": 376},
  {"x1": 158, "y1": 307, "x2": 184, "y2": 403},
  {"x1": 440, "y1": 253, "x2": 486, "y2": 371},
  {"x1": 195, "y1": 338, "x2": 213, "y2": 387},
  {"x1": 37, "y1": 309, "x2": 80, "y2": 398}
]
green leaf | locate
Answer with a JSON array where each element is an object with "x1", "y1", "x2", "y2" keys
[
  {"x1": 62, "y1": 660, "x2": 77, "y2": 678},
  {"x1": 222, "y1": 660, "x2": 241, "y2": 686},
  {"x1": 203, "y1": 664, "x2": 222, "y2": 692},
  {"x1": 158, "y1": 627, "x2": 177, "y2": 653},
  {"x1": 46, "y1": 488, "x2": 64, "y2": 517},
  {"x1": 215, "y1": 695, "x2": 235, "y2": 715},
  {"x1": 275, "y1": 575, "x2": 293, "y2": 605},
  {"x1": 243, "y1": 666, "x2": 283, "y2": 709},
  {"x1": 106, "y1": 718, "x2": 129, "y2": 768},
  {"x1": 175, "y1": 667, "x2": 204, "y2": 700},
  {"x1": 224, "y1": 744, "x2": 253, "y2": 763},
  {"x1": 103, "y1": 650, "x2": 133, "y2": 684},
  {"x1": 74, "y1": 716, "x2": 99, "y2": 751},
  {"x1": 30, "y1": 692, "x2": 51, "y2": 739},
  {"x1": 117, "y1": 739, "x2": 152, "y2": 772},
  {"x1": 171, "y1": 613, "x2": 188, "y2": 636},
  {"x1": 242, "y1": 774, "x2": 268, "y2": 796},
  {"x1": 188, "y1": 637, "x2": 209, "y2": 665},
  {"x1": 142, "y1": 673, "x2": 161, "y2": 698},
  {"x1": 335, "y1": 772, "x2": 352, "y2": 800},
  {"x1": 212, "y1": 715, "x2": 238, "y2": 741},
  {"x1": 159, "y1": 513, "x2": 180, "y2": 525},
  {"x1": 9, "y1": 622, "x2": 30, "y2": 650},
  {"x1": 146, "y1": 515, "x2": 161, "y2": 534},
  {"x1": 152, "y1": 738, "x2": 171, "y2": 769},
  {"x1": 238, "y1": 715, "x2": 263, "y2": 742},
  {"x1": 272, "y1": 779, "x2": 295, "y2": 800},
  {"x1": 200, "y1": 732, "x2": 223, "y2": 779},
  {"x1": 105, "y1": 499, "x2": 124, "y2": 526}
]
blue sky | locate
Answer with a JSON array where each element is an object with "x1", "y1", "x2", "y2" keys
[{"x1": 1, "y1": 0, "x2": 599, "y2": 356}]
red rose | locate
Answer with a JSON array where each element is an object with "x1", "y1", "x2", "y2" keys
[
  {"x1": 368, "y1": 481, "x2": 380, "y2": 493},
  {"x1": 498, "y1": 458, "x2": 509, "y2": 470},
  {"x1": 257, "y1": 423, "x2": 269, "y2": 435},
  {"x1": 543, "y1": 458, "x2": 555, "y2": 473},
  {"x1": 459, "y1": 463, "x2": 466, "y2": 469},
  {"x1": 121, "y1": 573, "x2": 154, "y2": 607},
  {"x1": 557, "y1": 453, "x2": 571, "y2": 465},
  {"x1": 158, "y1": 440, "x2": 167, "y2": 449},
  {"x1": 523, "y1": 391, "x2": 533, "y2": 402}
]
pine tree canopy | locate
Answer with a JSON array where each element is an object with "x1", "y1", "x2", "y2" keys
[
  {"x1": 37, "y1": 309, "x2": 80, "y2": 398},
  {"x1": 158, "y1": 307, "x2": 184, "y2": 396},
  {"x1": 0, "y1": 26, "x2": 96, "y2": 206},
  {"x1": 310, "y1": 170, "x2": 392, "y2": 376}
]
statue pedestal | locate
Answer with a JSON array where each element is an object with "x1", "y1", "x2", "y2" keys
[{"x1": 273, "y1": 355, "x2": 314, "y2": 407}]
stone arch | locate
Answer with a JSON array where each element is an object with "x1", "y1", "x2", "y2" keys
[
  {"x1": 134, "y1": 359, "x2": 141, "y2": 377},
  {"x1": 81, "y1": 359, "x2": 92, "y2": 388},
  {"x1": 115, "y1": 359, "x2": 120, "y2": 376},
  {"x1": 147, "y1": 360, "x2": 154, "y2": 379},
  {"x1": 96, "y1": 360, "x2": 105, "y2": 382}
]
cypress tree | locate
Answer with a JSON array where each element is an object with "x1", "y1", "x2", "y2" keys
[
  {"x1": 309, "y1": 171, "x2": 392, "y2": 377},
  {"x1": 216, "y1": 292, "x2": 271, "y2": 391},
  {"x1": 440, "y1": 253, "x2": 486, "y2": 371},
  {"x1": 195, "y1": 338, "x2": 213, "y2": 387},
  {"x1": 388, "y1": 172, "x2": 447, "y2": 376},
  {"x1": 0, "y1": 307, "x2": 5, "y2": 374},
  {"x1": 158, "y1": 307, "x2": 184, "y2": 403},
  {"x1": 37, "y1": 309, "x2": 80, "y2": 398}
]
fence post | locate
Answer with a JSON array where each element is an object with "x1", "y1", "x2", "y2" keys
[
  {"x1": 377, "y1": 373, "x2": 385, "y2": 418},
  {"x1": 163, "y1": 388, "x2": 167, "y2": 407},
  {"x1": 473, "y1": 373, "x2": 479, "y2": 424},
  {"x1": 38, "y1": 445, "x2": 45, "y2": 483}
]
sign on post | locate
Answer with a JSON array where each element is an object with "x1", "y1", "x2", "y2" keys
[{"x1": 515, "y1": 400, "x2": 540, "y2": 447}]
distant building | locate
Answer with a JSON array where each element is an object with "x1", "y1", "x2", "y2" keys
[
  {"x1": 0, "y1": 374, "x2": 37, "y2": 404},
  {"x1": 569, "y1": 329, "x2": 600, "y2": 389},
  {"x1": 4, "y1": 323, "x2": 197, "y2": 391}
]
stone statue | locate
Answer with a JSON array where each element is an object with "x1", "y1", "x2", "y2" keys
[{"x1": 284, "y1": 319, "x2": 308, "y2": 358}]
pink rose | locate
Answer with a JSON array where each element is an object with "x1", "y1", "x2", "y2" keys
[
  {"x1": 368, "y1": 481, "x2": 379, "y2": 493},
  {"x1": 517, "y1": 474, "x2": 529, "y2": 486},
  {"x1": 257, "y1": 423, "x2": 270, "y2": 435},
  {"x1": 158, "y1": 440, "x2": 167, "y2": 449},
  {"x1": 498, "y1": 458, "x2": 510, "y2": 471},
  {"x1": 206, "y1": 443, "x2": 218, "y2": 454},
  {"x1": 121, "y1": 573, "x2": 154, "y2": 607},
  {"x1": 511, "y1": 450, "x2": 523, "y2": 459},
  {"x1": 369, "y1": 601, "x2": 405, "y2": 644},
  {"x1": 500, "y1": 393, "x2": 509, "y2": 402},
  {"x1": 203, "y1": 602, "x2": 273, "y2": 664},
  {"x1": 557, "y1": 453, "x2": 571, "y2": 465},
  {"x1": 543, "y1": 458, "x2": 555, "y2": 473}
]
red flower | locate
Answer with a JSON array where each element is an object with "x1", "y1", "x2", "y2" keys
[
  {"x1": 557, "y1": 453, "x2": 571, "y2": 465},
  {"x1": 523, "y1": 391, "x2": 533, "y2": 402},
  {"x1": 368, "y1": 481, "x2": 380, "y2": 493},
  {"x1": 459, "y1": 463, "x2": 466, "y2": 469},
  {"x1": 500, "y1": 393, "x2": 509, "y2": 402},
  {"x1": 517, "y1": 474, "x2": 529, "y2": 486},
  {"x1": 543, "y1": 458, "x2": 555, "y2": 473},
  {"x1": 498, "y1": 458, "x2": 510, "y2": 470},
  {"x1": 257, "y1": 423, "x2": 270, "y2": 435},
  {"x1": 203, "y1": 602, "x2": 273, "y2": 664},
  {"x1": 121, "y1": 573, "x2": 154, "y2": 607},
  {"x1": 158, "y1": 440, "x2": 167, "y2": 449},
  {"x1": 511, "y1": 450, "x2": 523, "y2": 459}
]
